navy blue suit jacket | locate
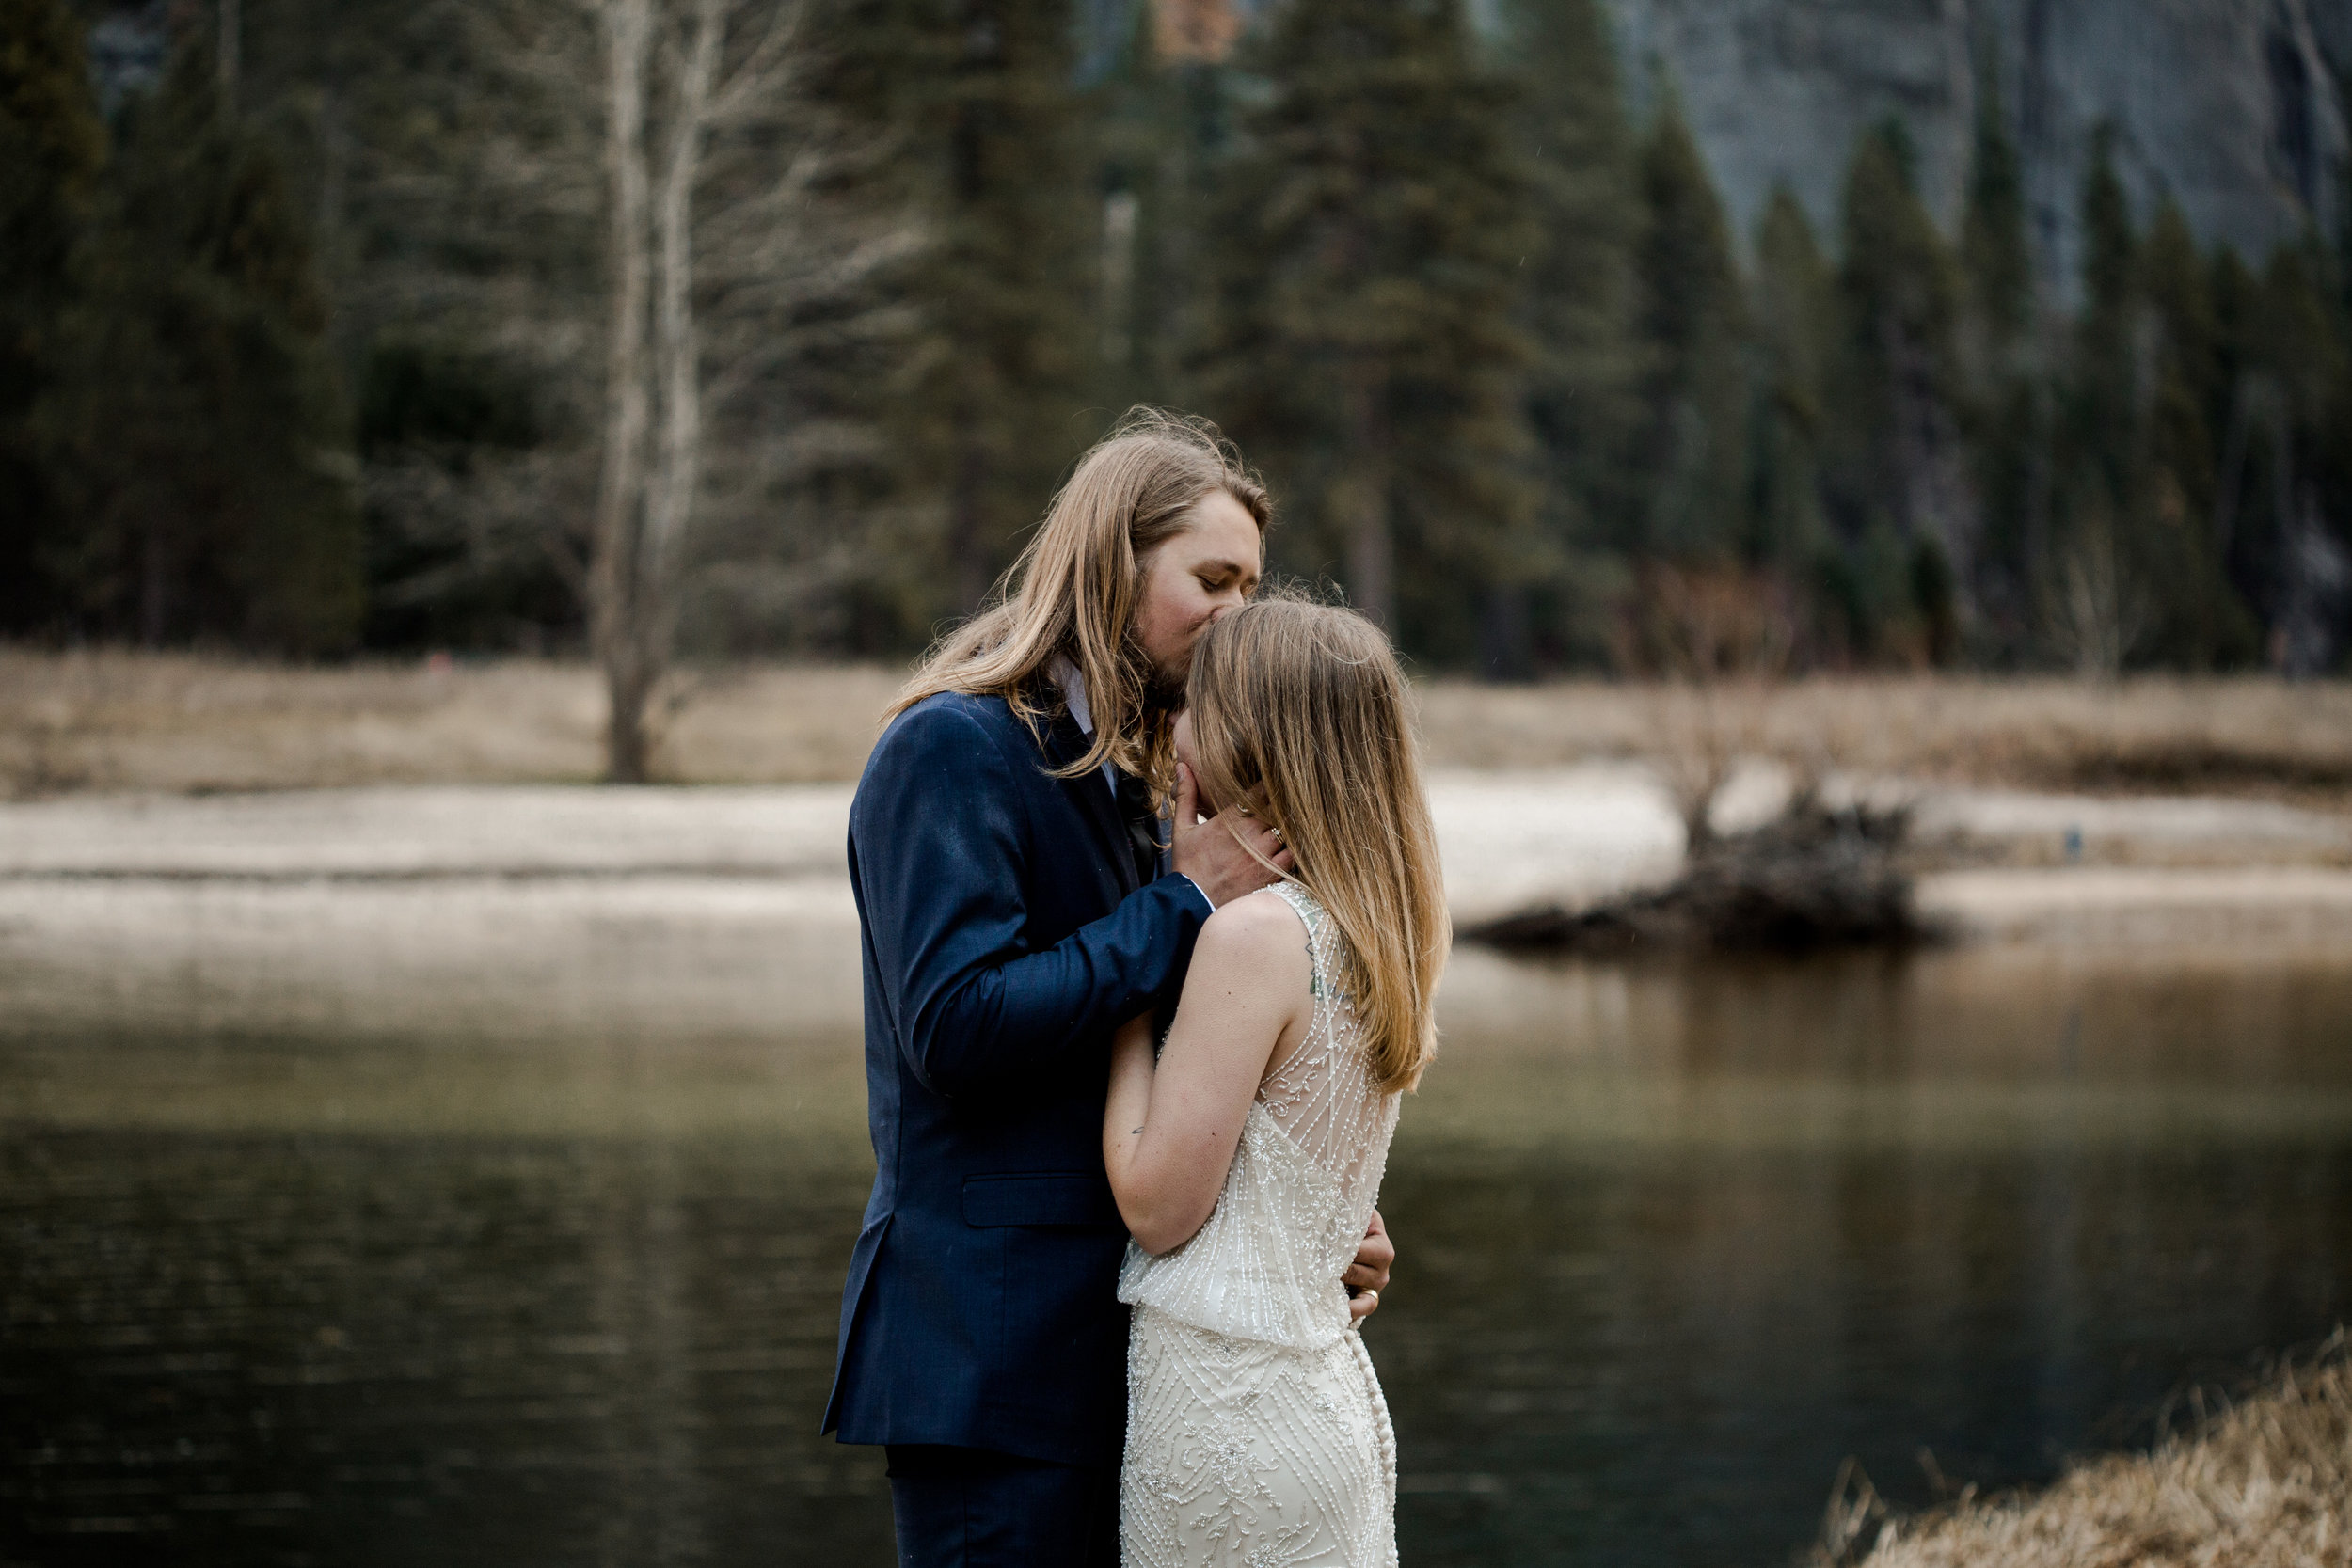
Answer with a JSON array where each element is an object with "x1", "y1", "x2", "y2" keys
[{"x1": 823, "y1": 689, "x2": 1212, "y2": 1465}]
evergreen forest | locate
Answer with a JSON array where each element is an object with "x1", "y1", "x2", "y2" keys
[{"x1": 6, "y1": 0, "x2": 2350, "y2": 689}]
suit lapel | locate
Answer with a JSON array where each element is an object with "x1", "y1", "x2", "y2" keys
[{"x1": 1041, "y1": 711, "x2": 1140, "y2": 898}]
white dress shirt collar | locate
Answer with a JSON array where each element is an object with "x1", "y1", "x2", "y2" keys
[
  {"x1": 1052, "y1": 656, "x2": 1120, "y2": 802},
  {"x1": 1052, "y1": 654, "x2": 1097, "y2": 740},
  {"x1": 1054, "y1": 657, "x2": 1209, "y2": 908}
]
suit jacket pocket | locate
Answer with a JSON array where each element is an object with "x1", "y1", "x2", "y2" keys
[{"x1": 961, "y1": 1172, "x2": 1122, "y2": 1228}]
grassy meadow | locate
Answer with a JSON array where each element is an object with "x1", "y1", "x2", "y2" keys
[{"x1": 6, "y1": 647, "x2": 2352, "y2": 802}]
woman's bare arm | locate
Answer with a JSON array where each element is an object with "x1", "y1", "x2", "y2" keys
[{"x1": 1103, "y1": 891, "x2": 1310, "y2": 1255}]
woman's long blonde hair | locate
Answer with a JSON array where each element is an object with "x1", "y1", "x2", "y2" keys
[
  {"x1": 1186, "y1": 597, "x2": 1450, "y2": 1094},
  {"x1": 887, "y1": 408, "x2": 1271, "y2": 784}
]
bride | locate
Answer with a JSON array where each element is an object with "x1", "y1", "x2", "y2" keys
[{"x1": 1104, "y1": 596, "x2": 1450, "y2": 1568}]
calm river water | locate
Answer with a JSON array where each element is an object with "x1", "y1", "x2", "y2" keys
[{"x1": 5, "y1": 938, "x2": 2350, "y2": 1566}]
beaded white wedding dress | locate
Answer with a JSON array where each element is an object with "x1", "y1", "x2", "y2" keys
[{"x1": 1117, "y1": 882, "x2": 1403, "y2": 1568}]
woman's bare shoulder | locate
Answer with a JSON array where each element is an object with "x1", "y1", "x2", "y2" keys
[{"x1": 1192, "y1": 885, "x2": 1314, "y2": 984}]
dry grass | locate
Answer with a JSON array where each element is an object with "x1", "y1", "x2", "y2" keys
[
  {"x1": 4, "y1": 647, "x2": 2350, "y2": 801},
  {"x1": 1817, "y1": 1339, "x2": 2352, "y2": 1568},
  {"x1": 0, "y1": 648, "x2": 901, "y2": 795},
  {"x1": 1416, "y1": 674, "x2": 2352, "y2": 806}
]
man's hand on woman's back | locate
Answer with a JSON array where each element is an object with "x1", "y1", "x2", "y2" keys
[{"x1": 1346, "y1": 1210, "x2": 1394, "y2": 1323}]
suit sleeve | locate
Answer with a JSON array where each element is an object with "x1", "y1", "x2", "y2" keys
[{"x1": 850, "y1": 701, "x2": 1214, "y2": 1101}]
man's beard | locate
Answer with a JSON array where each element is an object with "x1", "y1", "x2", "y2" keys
[
  {"x1": 1143, "y1": 656, "x2": 1188, "y2": 712},
  {"x1": 1129, "y1": 637, "x2": 1190, "y2": 714}
]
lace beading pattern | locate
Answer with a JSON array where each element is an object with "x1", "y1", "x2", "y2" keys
[
  {"x1": 1118, "y1": 883, "x2": 1400, "y2": 1350},
  {"x1": 1119, "y1": 882, "x2": 1402, "y2": 1567}
]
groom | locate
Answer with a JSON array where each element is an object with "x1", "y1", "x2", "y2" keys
[{"x1": 823, "y1": 417, "x2": 1395, "y2": 1566}]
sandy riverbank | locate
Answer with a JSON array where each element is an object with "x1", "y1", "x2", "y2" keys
[
  {"x1": 3, "y1": 776, "x2": 2349, "y2": 1048},
  {"x1": 8, "y1": 655, "x2": 2351, "y2": 1029},
  {"x1": 4, "y1": 769, "x2": 2346, "y2": 912},
  {"x1": 10, "y1": 649, "x2": 2349, "y2": 949}
]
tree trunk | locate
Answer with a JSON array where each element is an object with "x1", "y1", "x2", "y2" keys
[
  {"x1": 949, "y1": 442, "x2": 992, "y2": 614},
  {"x1": 604, "y1": 649, "x2": 658, "y2": 783},
  {"x1": 218, "y1": 0, "x2": 240, "y2": 108},
  {"x1": 140, "y1": 525, "x2": 168, "y2": 648},
  {"x1": 1341, "y1": 374, "x2": 1393, "y2": 629},
  {"x1": 2024, "y1": 377, "x2": 2054, "y2": 599},
  {"x1": 1479, "y1": 581, "x2": 1529, "y2": 681},
  {"x1": 1343, "y1": 480, "x2": 1393, "y2": 631},
  {"x1": 941, "y1": 0, "x2": 997, "y2": 617},
  {"x1": 628, "y1": 0, "x2": 720, "y2": 738},
  {"x1": 591, "y1": 0, "x2": 654, "y2": 782},
  {"x1": 1099, "y1": 189, "x2": 1138, "y2": 371},
  {"x1": 1880, "y1": 309, "x2": 1980, "y2": 636}
]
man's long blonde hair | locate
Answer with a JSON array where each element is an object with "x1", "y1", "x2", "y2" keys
[
  {"x1": 1186, "y1": 598, "x2": 1450, "y2": 1095},
  {"x1": 887, "y1": 408, "x2": 1271, "y2": 784}
]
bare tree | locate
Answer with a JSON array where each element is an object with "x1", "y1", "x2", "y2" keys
[
  {"x1": 1613, "y1": 562, "x2": 1798, "y2": 854},
  {"x1": 591, "y1": 0, "x2": 922, "y2": 780},
  {"x1": 2045, "y1": 496, "x2": 2149, "y2": 681},
  {"x1": 349, "y1": 0, "x2": 914, "y2": 780},
  {"x1": 589, "y1": 0, "x2": 789, "y2": 780}
]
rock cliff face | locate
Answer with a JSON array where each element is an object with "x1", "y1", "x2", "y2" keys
[{"x1": 1597, "y1": 0, "x2": 2348, "y2": 299}]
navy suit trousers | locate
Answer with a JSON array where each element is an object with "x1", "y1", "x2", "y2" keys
[{"x1": 885, "y1": 1445, "x2": 1119, "y2": 1568}]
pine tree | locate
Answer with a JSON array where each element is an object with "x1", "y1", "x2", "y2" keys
[
  {"x1": 38, "y1": 34, "x2": 361, "y2": 652},
  {"x1": 1501, "y1": 0, "x2": 1643, "y2": 670},
  {"x1": 884, "y1": 0, "x2": 1097, "y2": 623},
  {"x1": 1956, "y1": 70, "x2": 2041, "y2": 656},
  {"x1": 2137, "y1": 198, "x2": 2256, "y2": 665},
  {"x1": 2042, "y1": 127, "x2": 2155, "y2": 675},
  {"x1": 2137, "y1": 200, "x2": 2218, "y2": 520},
  {"x1": 2329, "y1": 148, "x2": 2352, "y2": 644},
  {"x1": 0, "y1": 0, "x2": 104, "y2": 633},
  {"x1": 237, "y1": 0, "x2": 612, "y2": 657},
  {"x1": 1959, "y1": 71, "x2": 2032, "y2": 343},
  {"x1": 1196, "y1": 0, "x2": 1535, "y2": 650},
  {"x1": 1630, "y1": 89, "x2": 1746, "y2": 562},
  {"x1": 1086, "y1": 7, "x2": 1230, "y2": 417},
  {"x1": 2069, "y1": 129, "x2": 2137, "y2": 500},
  {"x1": 2236, "y1": 242, "x2": 2349, "y2": 673},
  {"x1": 1828, "y1": 121, "x2": 1972, "y2": 661},
  {"x1": 1748, "y1": 186, "x2": 1834, "y2": 584}
]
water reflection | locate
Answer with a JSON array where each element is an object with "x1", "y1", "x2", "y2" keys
[
  {"x1": 3, "y1": 1130, "x2": 887, "y2": 1566},
  {"x1": 3, "y1": 943, "x2": 2349, "y2": 1566}
]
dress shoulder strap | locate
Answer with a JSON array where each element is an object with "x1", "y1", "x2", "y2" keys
[
  {"x1": 1267, "y1": 878, "x2": 1319, "y2": 925},
  {"x1": 1266, "y1": 879, "x2": 1336, "y2": 1003}
]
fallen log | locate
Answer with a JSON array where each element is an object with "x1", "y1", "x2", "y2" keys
[{"x1": 1465, "y1": 802, "x2": 1922, "y2": 953}]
